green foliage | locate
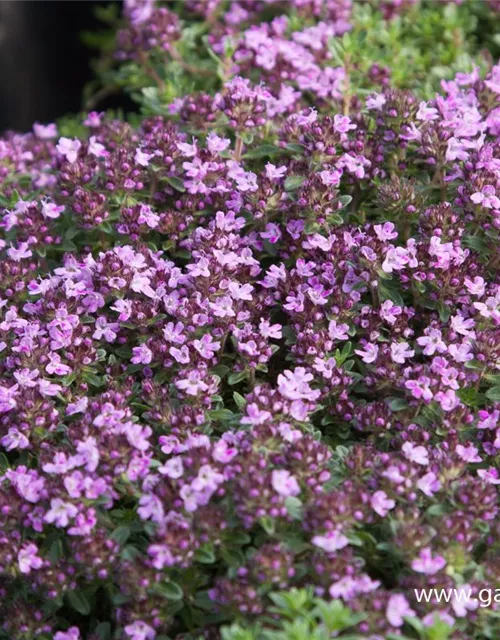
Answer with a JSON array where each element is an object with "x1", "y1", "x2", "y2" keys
[
  {"x1": 83, "y1": 0, "x2": 500, "y2": 116},
  {"x1": 220, "y1": 589, "x2": 366, "y2": 640}
]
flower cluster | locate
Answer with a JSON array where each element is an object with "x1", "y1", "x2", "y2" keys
[{"x1": 3, "y1": 0, "x2": 500, "y2": 639}]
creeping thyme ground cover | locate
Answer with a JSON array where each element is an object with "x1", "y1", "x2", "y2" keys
[{"x1": 5, "y1": 1, "x2": 500, "y2": 639}]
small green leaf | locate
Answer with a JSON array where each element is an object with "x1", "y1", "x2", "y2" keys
[
  {"x1": 233, "y1": 392, "x2": 247, "y2": 410},
  {"x1": 95, "y1": 622, "x2": 111, "y2": 640},
  {"x1": 243, "y1": 144, "x2": 281, "y2": 159},
  {"x1": 387, "y1": 397, "x2": 409, "y2": 411},
  {"x1": 111, "y1": 526, "x2": 131, "y2": 546},
  {"x1": 195, "y1": 546, "x2": 216, "y2": 564},
  {"x1": 166, "y1": 176, "x2": 186, "y2": 192},
  {"x1": 457, "y1": 387, "x2": 479, "y2": 407},
  {"x1": 49, "y1": 539, "x2": 63, "y2": 564},
  {"x1": 286, "y1": 143, "x2": 306, "y2": 154},
  {"x1": 67, "y1": 590, "x2": 91, "y2": 615},
  {"x1": 208, "y1": 409, "x2": 234, "y2": 422},
  {"x1": 0, "y1": 453, "x2": 9, "y2": 474},
  {"x1": 228, "y1": 371, "x2": 248, "y2": 385},
  {"x1": 285, "y1": 496, "x2": 303, "y2": 520},
  {"x1": 327, "y1": 213, "x2": 344, "y2": 225},
  {"x1": 486, "y1": 386, "x2": 500, "y2": 402},
  {"x1": 339, "y1": 194, "x2": 353, "y2": 207},
  {"x1": 221, "y1": 547, "x2": 245, "y2": 567},
  {"x1": 284, "y1": 175, "x2": 306, "y2": 191},
  {"x1": 161, "y1": 580, "x2": 184, "y2": 601}
]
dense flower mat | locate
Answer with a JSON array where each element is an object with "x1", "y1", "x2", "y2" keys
[{"x1": 3, "y1": 1, "x2": 500, "y2": 638}]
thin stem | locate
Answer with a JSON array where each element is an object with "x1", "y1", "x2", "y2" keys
[
  {"x1": 85, "y1": 84, "x2": 120, "y2": 111},
  {"x1": 249, "y1": 368, "x2": 256, "y2": 389},
  {"x1": 170, "y1": 48, "x2": 214, "y2": 78},
  {"x1": 138, "y1": 51, "x2": 166, "y2": 92},
  {"x1": 234, "y1": 137, "x2": 244, "y2": 163},
  {"x1": 370, "y1": 284, "x2": 380, "y2": 309},
  {"x1": 343, "y1": 56, "x2": 351, "y2": 117}
]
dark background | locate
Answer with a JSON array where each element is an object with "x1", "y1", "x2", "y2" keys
[{"x1": 0, "y1": 1, "x2": 120, "y2": 133}]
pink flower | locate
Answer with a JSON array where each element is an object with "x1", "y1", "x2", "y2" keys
[
  {"x1": 210, "y1": 296, "x2": 236, "y2": 318},
  {"x1": 382, "y1": 466, "x2": 405, "y2": 484},
  {"x1": 176, "y1": 371, "x2": 208, "y2": 396},
  {"x1": 93, "y1": 317, "x2": 120, "y2": 342},
  {"x1": 371, "y1": 490, "x2": 395, "y2": 517},
  {"x1": 329, "y1": 574, "x2": 380, "y2": 600},
  {"x1": 312, "y1": 529, "x2": 349, "y2": 552},
  {"x1": 41, "y1": 200, "x2": 65, "y2": 219},
  {"x1": 170, "y1": 345, "x2": 190, "y2": 364},
  {"x1": 67, "y1": 397, "x2": 89, "y2": 416},
  {"x1": 478, "y1": 468, "x2": 500, "y2": 485},
  {"x1": 265, "y1": 163, "x2": 287, "y2": 180},
  {"x1": 240, "y1": 403, "x2": 272, "y2": 426},
  {"x1": 328, "y1": 320, "x2": 349, "y2": 341},
  {"x1": 88, "y1": 136, "x2": 108, "y2": 158},
  {"x1": 411, "y1": 548, "x2": 446, "y2": 575},
  {"x1": 14, "y1": 368, "x2": 39, "y2": 388},
  {"x1": 84, "y1": 111, "x2": 103, "y2": 127},
  {"x1": 7, "y1": 242, "x2": 32, "y2": 262},
  {"x1": 319, "y1": 169, "x2": 342, "y2": 187},
  {"x1": 56, "y1": 137, "x2": 82, "y2": 163},
  {"x1": 417, "y1": 471, "x2": 441, "y2": 497},
  {"x1": 6, "y1": 468, "x2": 45, "y2": 503},
  {"x1": 212, "y1": 440, "x2": 238, "y2": 463},
  {"x1": 260, "y1": 223, "x2": 282, "y2": 244},
  {"x1": 456, "y1": 444, "x2": 481, "y2": 463},
  {"x1": 338, "y1": 152, "x2": 370, "y2": 179},
  {"x1": 18, "y1": 543, "x2": 43, "y2": 574},
  {"x1": 44, "y1": 498, "x2": 78, "y2": 528},
  {"x1": 193, "y1": 334, "x2": 221, "y2": 359},
  {"x1": 38, "y1": 379, "x2": 62, "y2": 397},
  {"x1": 259, "y1": 319, "x2": 282, "y2": 339},
  {"x1": 135, "y1": 147, "x2": 154, "y2": 167},
  {"x1": 416, "y1": 101, "x2": 439, "y2": 121},
  {"x1": 177, "y1": 138, "x2": 198, "y2": 157},
  {"x1": 75, "y1": 437, "x2": 100, "y2": 472},
  {"x1": 382, "y1": 246, "x2": 409, "y2": 273},
  {"x1": 138, "y1": 494, "x2": 164, "y2": 522},
  {"x1": 277, "y1": 368, "x2": 320, "y2": 401},
  {"x1": 448, "y1": 342, "x2": 473, "y2": 363},
  {"x1": 1, "y1": 428, "x2": 29, "y2": 451},
  {"x1": 137, "y1": 204, "x2": 160, "y2": 228},
  {"x1": 380, "y1": 300, "x2": 402, "y2": 325},
  {"x1": 391, "y1": 341, "x2": 415, "y2": 364},
  {"x1": 435, "y1": 389, "x2": 460, "y2": 412},
  {"x1": 333, "y1": 113, "x2": 356, "y2": 133},
  {"x1": 417, "y1": 329, "x2": 447, "y2": 356},
  {"x1": 405, "y1": 376, "x2": 433, "y2": 401},
  {"x1": 271, "y1": 470, "x2": 300, "y2": 497},
  {"x1": 207, "y1": 132, "x2": 231, "y2": 154},
  {"x1": 159, "y1": 456, "x2": 184, "y2": 479},
  {"x1": 131, "y1": 344, "x2": 153, "y2": 365},
  {"x1": 386, "y1": 594, "x2": 415, "y2": 627},
  {"x1": 33, "y1": 122, "x2": 58, "y2": 139},
  {"x1": 470, "y1": 185, "x2": 500, "y2": 209},
  {"x1": 446, "y1": 137, "x2": 469, "y2": 162},
  {"x1": 366, "y1": 93, "x2": 386, "y2": 110},
  {"x1": 46, "y1": 352, "x2": 72, "y2": 376},
  {"x1": 402, "y1": 442, "x2": 429, "y2": 466},
  {"x1": 464, "y1": 276, "x2": 485, "y2": 296},
  {"x1": 374, "y1": 221, "x2": 398, "y2": 241},
  {"x1": 148, "y1": 543, "x2": 175, "y2": 569},
  {"x1": 451, "y1": 583, "x2": 479, "y2": 617},
  {"x1": 355, "y1": 343, "x2": 379, "y2": 364},
  {"x1": 54, "y1": 628, "x2": 80, "y2": 640},
  {"x1": 124, "y1": 620, "x2": 156, "y2": 640}
]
